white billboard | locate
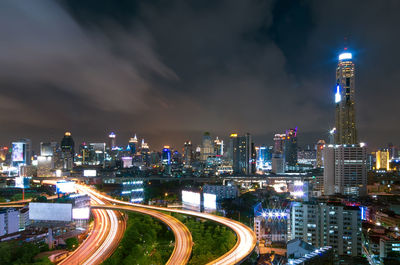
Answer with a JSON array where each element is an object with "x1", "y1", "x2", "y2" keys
[
  {"x1": 83, "y1": 170, "x2": 96, "y2": 177},
  {"x1": 72, "y1": 207, "x2": 90, "y2": 220},
  {"x1": 29, "y1": 203, "x2": 72, "y2": 222},
  {"x1": 204, "y1": 193, "x2": 217, "y2": 209},
  {"x1": 182, "y1": 191, "x2": 200, "y2": 206},
  {"x1": 15, "y1": 177, "x2": 29, "y2": 189},
  {"x1": 56, "y1": 181, "x2": 75, "y2": 193}
]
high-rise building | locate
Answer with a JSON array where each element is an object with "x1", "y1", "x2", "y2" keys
[
  {"x1": 108, "y1": 132, "x2": 116, "y2": 150},
  {"x1": 285, "y1": 128, "x2": 298, "y2": 167},
  {"x1": 214, "y1": 137, "x2": 224, "y2": 156},
  {"x1": 40, "y1": 142, "x2": 58, "y2": 156},
  {"x1": 388, "y1": 143, "x2": 398, "y2": 159},
  {"x1": 162, "y1": 146, "x2": 171, "y2": 175},
  {"x1": 323, "y1": 144, "x2": 367, "y2": 196},
  {"x1": 376, "y1": 149, "x2": 390, "y2": 171},
  {"x1": 37, "y1": 142, "x2": 58, "y2": 177},
  {"x1": 334, "y1": 50, "x2": 357, "y2": 145},
  {"x1": 87, "y1": 143, "x2": 106, "y2": 166},
  {"x1": 231, "y1": 133, "x2": 253, "y2": 175},
  {"x1": 161, "y1": 146, "x2": 171, "y2": 165},
  {"x1": 272, "y1": 134, "x2": 285, "y2": 174},
  {"x1": 183, "y1": 141, "x2": 193, "y2": 165},
  {"x1": 60, "y1": 132, "x2": 74, "y2": 170},
  {"x1": 201, "y1": 132, "x2": 214, "y2": 161},
  {"x1": 315, "y1": 140, "x2": 326, "y2": 168},
  {"x1": 290, "y1": 201, "x2": 362, "y2": 256},
  {"x1": 256, "y1": 146, "x2": 273, "y2": 171},
  {"x1": 128, "y1": 134, "x2": 138, "y2": 155}
]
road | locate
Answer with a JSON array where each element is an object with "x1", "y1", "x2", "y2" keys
[
  {"x1": 59, "y1": 195, "x2": 126, "y2": 265},
  {"x1": 0, "y1": 194, "x2": 58, "y2": 205},
  {"x1": 80, "y1": 185, "x2": 256, "y2": 265},
  {"x1": 92, "y1": 204, "x2": 193, "y2": 265}
]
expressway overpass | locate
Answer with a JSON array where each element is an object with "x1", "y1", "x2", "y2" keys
[
  {"x1": 81, "y1": 185, "x2": 257, "y2": 265},
  {"x1": 29, "y1": 173, "x2": 311, "y2": 187},
  {"x1": 1, "y1": 182, "x2": 256, "y2": 264}
]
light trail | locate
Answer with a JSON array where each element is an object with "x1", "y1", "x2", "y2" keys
[
  {"x1": 80, "y1": 185, "x2": 256, "y2": 265},
  {"x1": 59, "y1": 192, "x2": 125, "y2": 265}
]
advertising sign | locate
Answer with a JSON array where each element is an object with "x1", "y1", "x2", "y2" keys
[
  {"x1": 203, "y1": 193, "x2": 217, "y2": 209},
  {"x1": 12, "y1": 142, "x2": 24, "y2": 162},
  {"x1": 29, "y1": 203, "x2": 72, "y2": 222},
  {"x1": 72, "y1": 207, "x2": 90, "y2": 220},
  {"x1": 56, "y1": 181, "x2": 76, "y2": 194},
  {"x1": 83, "y1": 170, "x2": 97, "y2": 177},
  {"x1": 182, "y1": 190, "x2": 200, "y2": 206}
]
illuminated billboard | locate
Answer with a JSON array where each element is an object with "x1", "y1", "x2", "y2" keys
[
  {"x1": 12, "y1": 142, "x2": 24, "y2": 162},
  {"x1": 29, "y1": 203, "x2": 72, "y2": 222},
  {"x1": 182, "y1": 191, "x2": 200, "y2": 206},
  {"x1": 72, "y1": 207, "x2": 90, "y2": 220},
  {"x1": 15, "y1": 177, "x2": 29, "y2": 189},
  {"x1": 203, "y1": 193, "x2": 216, "y2": 210},
  {"x1": 83, "y1": 170, "x2": 96, "y2": 177},
  {"x1": 56, "y1": 181, "x2": 75, "y2": 194}
]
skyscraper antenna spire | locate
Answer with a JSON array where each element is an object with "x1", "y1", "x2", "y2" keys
[{"x1": 343, "y1": 36, "x2": 349, "y2": 51}]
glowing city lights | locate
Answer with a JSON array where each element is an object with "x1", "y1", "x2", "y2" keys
[
  {"x1": 335, "y1": 85, "x2": 341, "y2": 103},
  {"x1": 339, "y1": 52, "x2": 352, "y2": 60}
]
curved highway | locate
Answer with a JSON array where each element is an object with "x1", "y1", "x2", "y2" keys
[
  {"x1": 59, "y1": 195, "x2": 126, "y2": 265},
  {"x1": 92, "y1": 204, "x2": 193, "y2": 265},
  {"x1": 80, "y1": 185, "x2": 256, "y2": 265}
]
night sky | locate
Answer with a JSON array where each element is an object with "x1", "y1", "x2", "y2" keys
[{"x1": 0, "y1": 0, "x2": 399, "y2": 151}]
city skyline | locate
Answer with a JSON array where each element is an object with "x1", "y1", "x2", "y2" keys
[{"x1": 1, "y1": 0, "x2": 399, "y2": 150}]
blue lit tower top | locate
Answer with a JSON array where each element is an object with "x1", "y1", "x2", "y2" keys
[{"x1": 334, "y1": 48, "x2": 357, "y2": 145}]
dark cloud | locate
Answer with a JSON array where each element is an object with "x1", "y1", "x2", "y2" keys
[{"x1": 0, "y1": 0, "x2": 398, "y2": 151}]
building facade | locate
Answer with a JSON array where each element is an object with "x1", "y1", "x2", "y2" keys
[
  {"x1": 291, "y1": 201, "x2": 362, "y2": 256},
  {"x1": 323, "y1": 144, "x2": 367, "y2": 196},
  {"x1": 335, "y1": 51, "x2": 357, "y2": 145}
]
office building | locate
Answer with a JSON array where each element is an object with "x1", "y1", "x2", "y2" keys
[
  {"x1": 323, "y1": 144, "x2": 367, "y2": 196},
  {"x1": 376, "y1": 149, "x2": 390, "y2": 171},
  {"x1": 37, "y1": 142, "x2": 58, "y2": 177},
  {"x1": 214, "y1": 137, "x2": 224, "y2": 156},
  {"x1": 0, "y1": 208, "x2": 20, "y2": 236},
  {"x1": 256, "y1": 146, "x2": 272, "y2": 171},
  {"x1": 88, "y1": 143, "x2": 106, "y2": 166},
  {"x1": 335, "y1": 50, "x2": 357, "y2": 145},
  {"x1": 183, "y1": 141, "x2": 193, "y2": 165},
  {"x1": 297, "y1": 149, "x2": 316, "y2": 166},
  {"x1": 315, "y1": 140, "x2": 325, "y2": 168},
  {"x1": 162, "y1": 146, "x2": 171, "y2": 175},
  {"x1": 285, "y1": 128, "x2": 298, "y2": 167},
  {"x1": 291, "y1": 201, "x2": 362, "y2": 256},
  {"x1": 60, "y1": 132, "x2": 74, "y2": 170},
  {"x1": 128, "y1": 134, "x2": 138, "y2": 155},
  {"x1": 201, "y1": 132, "x2": 214, "y2": 161},
  {"x1": 203, "y1": 184, "x2": 239, "y2": 200},
  {"x1": 19, "y1": 207, "x2": 30, "y2": 231},
  {"x1": 108, "y1": 132, "x2": 116, "y2": 150},
  {"x1": 272, "y1": 134, "x2": 285, "y2": 174},
  {"x1": 230, "y1": 133, "x2": 253, "y2": 175}
]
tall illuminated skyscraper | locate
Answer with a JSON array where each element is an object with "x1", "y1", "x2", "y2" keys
[
  {"x1": 201, "y1": 132, "x2": 214, "y2": 161},
  {"x1": 334, "y1": 50, "x2": 357, "y2": 144},
  {"x1": 108, "y1": 132, "x2": 116, "y2": 149}
]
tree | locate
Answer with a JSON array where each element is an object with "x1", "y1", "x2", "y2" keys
[{"x1": 65, "y1": 237, "x2": 79, "y2": 250}]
